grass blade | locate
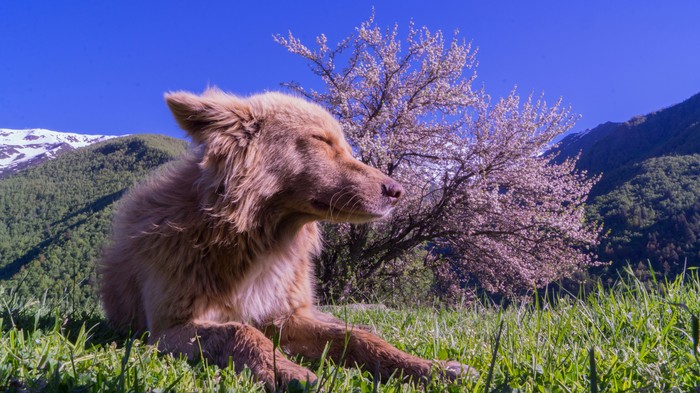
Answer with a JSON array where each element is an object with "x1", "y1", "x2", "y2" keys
[
  {"x1": 484, "y1": 319, "x2": 504, "y2": 393},
  {"x1": 589, "y1": 347, "x2": 598, "y2": 393}
]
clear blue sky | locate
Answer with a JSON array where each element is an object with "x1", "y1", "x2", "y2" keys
[{"x1": 1, "y1": 1, "x2": 699, "y2": 139}]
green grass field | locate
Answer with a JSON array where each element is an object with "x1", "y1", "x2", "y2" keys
[{"x1": 2, "y1": 270, "x2": 699, "y2": 392}]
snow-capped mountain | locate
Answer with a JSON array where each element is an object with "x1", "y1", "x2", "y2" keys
[{"x1": 0, "y1": 128, "x2": 118, "y2": 177}]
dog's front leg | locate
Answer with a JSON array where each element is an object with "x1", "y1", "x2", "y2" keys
[
  {"x1": 273, "y1": 309, "x2": 471, "y2": 383},
  {"x1": 155, "y1": 321, "x2": 317, "y2": 390}
]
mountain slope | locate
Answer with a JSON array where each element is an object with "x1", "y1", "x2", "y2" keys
[
  {"x1": 550, "y1": 92, "x2": 700, "y2": 276},
  {"x1": 555, "y1": 92, "x2": 700, "y2": 193},
  {"x1": 0, "y1": 134, "x2": 187, "y2": 309},
  {"x1": 0, "y1": 128, "x2": 118, "y2": 178}
]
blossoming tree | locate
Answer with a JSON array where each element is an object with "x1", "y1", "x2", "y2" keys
[{"x1": 276, "y1": 16, "x2": 601, "y2": 302}]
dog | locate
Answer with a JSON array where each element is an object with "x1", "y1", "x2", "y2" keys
[{"x1": 99, "y1": 88, "x2": 473, "y2": 389}]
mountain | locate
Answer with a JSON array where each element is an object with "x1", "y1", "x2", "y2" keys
[
  {"x1": 554, "y1": 92, "x2": 700, "y2": 195},
  {"x1": 550, "y1": 92, "x2": 700, "y2": 277},
  {"x1": 0, "y1": 128, "x2": 118, "y2": 178},
  {"x1": 0, "y1": 134, "x2": 187, "y2": 310}
]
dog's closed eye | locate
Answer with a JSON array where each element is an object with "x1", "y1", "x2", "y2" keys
[{"x1": 311, "y1": 134, "x2": 333, "y2": 146}]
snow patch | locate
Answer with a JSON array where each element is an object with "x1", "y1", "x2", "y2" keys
[{"x1": 0, "y1": 128, "x2": 119, "y2": 176}]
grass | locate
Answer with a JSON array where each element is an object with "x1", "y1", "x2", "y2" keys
[{"x1": 1, "y1": 270, "x2": 699, "y2": 392}]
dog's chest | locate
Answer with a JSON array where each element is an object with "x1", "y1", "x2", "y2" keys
[
  {"x1": 235, "y1": 252, "x2": 299, "y2": 322},
  {"x1": 197, "y1": 251, "x2": 308, "y2": 325}
]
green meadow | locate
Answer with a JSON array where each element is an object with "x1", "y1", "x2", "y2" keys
[{"x1": 2, "y1": 269, "x2": 699, "y2": 392}]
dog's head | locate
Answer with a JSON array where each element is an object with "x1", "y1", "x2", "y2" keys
[{"x1": 165, "y1": 88, "x2": 403, "y2": 229}]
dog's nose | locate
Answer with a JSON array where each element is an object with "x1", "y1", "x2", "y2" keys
[{"x1": 382, "y1": 180, "x2": 404, "y2": 204}]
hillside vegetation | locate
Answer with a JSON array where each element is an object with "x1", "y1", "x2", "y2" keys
[
  {"x1": 589, "y1": 155, "x2": 700, "y2": 277},
  {"x1": 1, "y1": 271, "x2": 699, "y2": 392},
  {"x1": 0, "y1": 135, "x2": 186, "y2": 309}
]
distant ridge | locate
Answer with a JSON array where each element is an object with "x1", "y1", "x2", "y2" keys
[
  {"x1": 553, "y1": 91, "x2": 700, "y2": 183},
  {"x1": 0, "y1": 128, "x2": 118, "y2": 177}
]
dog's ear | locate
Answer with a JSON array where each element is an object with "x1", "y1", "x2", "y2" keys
[{"x1": 165, "y1": 88, "x2": 260, "y2": 145}]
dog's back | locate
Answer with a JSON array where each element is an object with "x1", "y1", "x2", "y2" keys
[
  {"x1": 99, "y1": 157, "x2": 200, "y2": 334},
  {"x1": 99, "y1": 149, "x2": 322, "y2": 335}
]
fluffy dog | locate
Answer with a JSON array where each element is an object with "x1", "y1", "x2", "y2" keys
[{"x1": 99, "y1": 88, "x2": 472, "y2": 389}]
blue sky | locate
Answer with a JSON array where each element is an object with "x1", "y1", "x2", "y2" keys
[{"x1": 1, "y1": 1, "x2": 699, "y2": 139}]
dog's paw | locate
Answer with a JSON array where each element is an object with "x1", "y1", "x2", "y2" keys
[
  {"x1": 436, "y1": 360, "x2": 479, "y2": 381},
  {"x1": 274, "y1": 360, "x2": 317, "y2": 389}
]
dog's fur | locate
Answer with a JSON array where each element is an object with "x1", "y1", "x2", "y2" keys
[{"x1": 99, "y1": 89, "x2": 471, "y2": 389}]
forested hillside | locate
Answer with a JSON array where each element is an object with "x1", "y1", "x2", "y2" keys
[
  {"x1": 0, "y1": 135, "x2": 186, "y2": 310},
  {"x1": 589, "y1": 155, "x2": 700, "y2": 276},
  {"x1": 551, "y1": 92, "x2": 700, "y2": 278}
]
